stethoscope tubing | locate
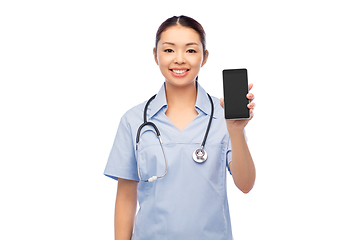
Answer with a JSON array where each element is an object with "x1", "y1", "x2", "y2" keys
[
  {"x1": 200, "y1": 93, "x2": 214, "y2": 149},
  {"x1": 136, "y1": 132, "x2": 168, "y2": 182},
  {"x1": 136, "y1": 84, "x2": 214, "y2": 182}
]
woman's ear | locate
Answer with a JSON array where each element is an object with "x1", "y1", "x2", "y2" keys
[
  {"x1": 153, "y1": 48, "x2": 159, "y2": 65},
  {"x1": 201, "y1": 50, "x2": 209, "y2": 67}
]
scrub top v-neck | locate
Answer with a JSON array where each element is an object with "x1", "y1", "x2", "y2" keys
[{"x1": 104, "y1": 82, "x2": 235, "y2": 240}]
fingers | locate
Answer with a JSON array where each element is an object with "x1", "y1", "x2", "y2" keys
[
  {"x1": 247, "y1": 93, "x2": 255, "y2": 101},
  {"x1": 247, "y1": 84, "x2": 254, "y2": 101},
  {"x1": 247, "y1": 102, "x2": 256, "y2": 110},
  {"x1": 247, "y1": 85, "x2": 255, "y2": 115},
  {"x1": 247, "y1": 92, "x2": 255, "y2": 105},
  {"x1": 247, "y1": 86, "x2": 255, "y2": 120}
]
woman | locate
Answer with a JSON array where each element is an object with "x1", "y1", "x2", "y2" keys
[{"x1": 104, "y1": 15, "x2": 256, "y2": 240}]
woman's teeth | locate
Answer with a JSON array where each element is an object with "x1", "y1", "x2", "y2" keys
[{"x1": 172, "y1": 69, "x2": 188, "y2": 73}]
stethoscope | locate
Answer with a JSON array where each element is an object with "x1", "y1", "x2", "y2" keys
[{"x1": 136, "y1": 86, "x2": 214, "y2": 182}]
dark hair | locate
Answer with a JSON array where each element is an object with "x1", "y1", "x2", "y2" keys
[{"x1": 155, "y1": 15, "x2": 206, "y2": 57}]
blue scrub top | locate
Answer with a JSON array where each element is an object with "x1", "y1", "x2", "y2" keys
[{"x1": 104, "y1": 82, "x2": 236, "y2": 240}]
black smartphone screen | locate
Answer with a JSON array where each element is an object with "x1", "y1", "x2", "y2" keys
[{"x1": 222, "y1": 68, "x2": 250, "y2": 119}]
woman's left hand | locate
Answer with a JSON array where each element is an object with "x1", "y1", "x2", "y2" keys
[{"x1": 220, "y1": 83, "x2": 255, "y2": 133}]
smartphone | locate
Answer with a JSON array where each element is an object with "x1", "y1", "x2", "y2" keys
[{"x1": 222, "y1": 68, "x2": 250, "y2": 120}]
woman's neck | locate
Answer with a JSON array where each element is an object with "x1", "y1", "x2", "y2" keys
[{"x1": 165, "y1": 81, "x2": 197, "y2": 110}]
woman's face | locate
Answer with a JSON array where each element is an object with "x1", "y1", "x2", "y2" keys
[{"x1": 154, "y1": 25, "x2": 208, "y2": 87}]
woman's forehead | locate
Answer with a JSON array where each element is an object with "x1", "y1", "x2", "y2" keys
[{"x1": 159, "y1": 26, "x2": 201, "y2": 45}]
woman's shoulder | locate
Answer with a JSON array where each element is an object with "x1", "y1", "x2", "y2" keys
[{"x1": 121, "y1": 100, "x2": 146, "y2": 123}]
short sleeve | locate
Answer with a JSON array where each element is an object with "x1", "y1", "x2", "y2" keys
[
  {"x1": 226, "y1": 129, "x2": 248, "y2": 175},
  {"x1": 103, "y1": 116, "x2": 139, "y2": 181}
]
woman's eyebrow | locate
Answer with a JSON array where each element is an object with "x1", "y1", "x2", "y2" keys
[
  {"x1": 162, "y1": 42, "x2": 199, "y2": 46},
  {"x1": 162, "y1": 42, "x2": 175, "y2": 46}
]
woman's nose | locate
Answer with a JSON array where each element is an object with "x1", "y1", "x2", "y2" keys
[{"x1": 174, "y1": 52, "x2": 185, "y2": 64}]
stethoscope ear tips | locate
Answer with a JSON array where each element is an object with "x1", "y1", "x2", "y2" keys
[
  {"x1": 148, "y1": 176, "x2": 158, "y2": 182},
  {"x1": 192, "y1": 148, "x2": 208, "y2": 163}
]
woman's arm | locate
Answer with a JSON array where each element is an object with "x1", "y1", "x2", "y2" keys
[
  {"x1": 115, "y1": 178, "x2": 138, "y2": 240},
  {"x1": 221, "y1": 83, "x2": 256, "y2": 194},
  {"x1": 228, "y1": 131, "x2": 256, "y2": 193}
]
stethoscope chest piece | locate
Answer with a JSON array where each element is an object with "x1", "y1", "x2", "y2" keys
[{"x1": 192, "y1": 148, "x2": 208, "y2": 163}]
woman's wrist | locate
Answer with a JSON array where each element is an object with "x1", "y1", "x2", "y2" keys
[{"x1": 228, "y1": 127, "x2": 245, "y2": 139}]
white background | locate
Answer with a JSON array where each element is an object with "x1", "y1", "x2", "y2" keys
[{"x1": 1, "y1": 0, "x2": 359, "y2": 239}]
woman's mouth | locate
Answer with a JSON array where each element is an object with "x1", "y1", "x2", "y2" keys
[{"x1": 170, "y1": 68, "x2": 189, "y2": 77}]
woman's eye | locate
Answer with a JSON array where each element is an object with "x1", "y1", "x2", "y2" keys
[
  {"x1": 187, "y1": 49, "x2": 197, "y2": 53},
  {"x1": 164, "y1": 49, "x2": 173, "y2": 53}
]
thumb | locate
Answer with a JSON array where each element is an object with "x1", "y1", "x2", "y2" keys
[{"x1": 220, "y1": 98, "x2": 224, "y2": 108}]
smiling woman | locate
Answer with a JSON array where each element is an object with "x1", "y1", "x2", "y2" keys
[
  {"x1": 153, "y1": 24, "x2": 208, "y2": 87},
  {"x1": 104, "y1": 15, "x2": 256, "y2": 240}
]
